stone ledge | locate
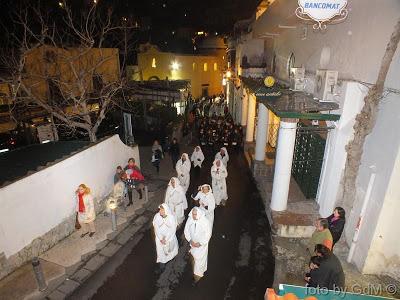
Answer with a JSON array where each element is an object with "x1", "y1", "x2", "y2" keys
[
  {"x1": 84, "y1": 255, "x2": 107, "y2": 272},
  {"x1": 56, "y1": 279, "x2": 80, "y2": 296}
]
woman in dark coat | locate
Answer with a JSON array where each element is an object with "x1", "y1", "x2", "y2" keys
[{"x1": 327, "y1": 207, "x2": 346, "y2": 246}]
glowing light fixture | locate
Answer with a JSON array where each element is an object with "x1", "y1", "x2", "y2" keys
[
  {"x1": 42, "y1": 140, "x2": 51, "y2": 144},
  {"x1": 58, "y1": 1, "x2": 64, "y2": 8},
  {"x1": 171, "y1": 61, "x2": 180, "y2": 71},
  {"x1": 197, "y1": 31, "x2": 204, "y2": 35},
  {"x1": 152, "y1": 58, "x2": 156, "y2": 68},
  {"x1": 226, "y1": 70, "x2": 232, "y2": 78},
  {"x1": 0, "y1": 149, "x2": 9, "y2": 153}
]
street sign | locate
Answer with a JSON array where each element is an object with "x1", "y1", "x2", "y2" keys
[{"x1": 296, "y1": 0, "x2": 348, "y2": 30}]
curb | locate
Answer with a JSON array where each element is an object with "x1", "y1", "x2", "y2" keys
[{"x1": 33, "y1": 200, "x2": 158, "y2": 300}]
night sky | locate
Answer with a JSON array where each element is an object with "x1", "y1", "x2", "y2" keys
[{"x1": 0, "y1": 0, "x2": 259, "y2": 52}]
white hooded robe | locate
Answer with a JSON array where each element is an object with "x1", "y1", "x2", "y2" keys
[
  {"x1": 215, "y1": 147, "x2": 229, "y2": 167},
  {"x1": 184, "y1": 207, "x2": 212, "y2": 277},
  {"x1": 164, "y1": 177, "x2": 187, "y2": 225},
  {"x1": 191, "y1": 146, "x2": 205, "y2": 168},
  {"x1": 211, "y1": 159, "x2": 228, "y2": 206},
  {"x1": 193, "y1": 185, "x2": 216, "y2": 228},
  {"x1": 176, "y1": 153, "x2": 191, "y2": 193},
  {"x1": 152, "y1": 204, "x2": 179, "y2": 264}
]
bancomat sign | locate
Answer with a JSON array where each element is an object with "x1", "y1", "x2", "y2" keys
[{"x1": 296, "y1": 0, "x2": 348, "y2": 30}]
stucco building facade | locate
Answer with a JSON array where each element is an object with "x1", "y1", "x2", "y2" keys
[{"x1": 228, "y1": 0, "x2": 400, "y2": 281}]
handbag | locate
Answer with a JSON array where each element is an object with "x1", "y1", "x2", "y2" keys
[{"x1": 75, "y1": 212, "x2": 81, "y2": 230}]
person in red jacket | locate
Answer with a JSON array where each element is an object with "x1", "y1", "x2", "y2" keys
[{"x1": 124, "y1": 158, "x2": 145, "y2": 205}]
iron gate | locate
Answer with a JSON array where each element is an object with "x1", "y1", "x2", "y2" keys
[{"x1": 291, "y1": 123, "x2": 329, "y2": 199}]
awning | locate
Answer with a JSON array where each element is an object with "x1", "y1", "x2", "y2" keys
[{"x1": 241, "y1": 77, "x2": 340, "y2": 121}]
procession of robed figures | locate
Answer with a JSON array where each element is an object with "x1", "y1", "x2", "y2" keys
[{"x1": 152, "y1": 145, "x2": 230, "y2": 284}]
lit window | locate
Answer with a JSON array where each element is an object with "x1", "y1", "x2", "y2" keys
[
  {"x1": 152, "y1": 58, "x2": 156, "y2": 68},
  {"x1": 192, "y1": 62, "x2": 196, "y2": 71},
  {"x1": 214, "y1": 63, "x2": 217, "y2": 71},
  {"x1": 203, "y1": 63, "x2": 208, "y2": 72}
]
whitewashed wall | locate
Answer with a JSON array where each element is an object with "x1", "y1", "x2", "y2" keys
[
  {"x1": 362, "y1": 148, "x2": 400, "y2": 279},
  {"x1": 246, "y1": 0, "x2": 400, "y2": 278},
  {"x1": 0, "y1": 135, "x2": 140, "y2": 258},
  {"x1": 317, "y1": 81, "x2": 366, "y2": 217}
]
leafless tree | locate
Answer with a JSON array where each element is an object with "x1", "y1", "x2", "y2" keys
[{"x1": 0, "y1": 0, "x2": 137, "y2": 142}]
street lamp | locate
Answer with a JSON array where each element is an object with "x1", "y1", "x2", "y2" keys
[{"x1": 108, "y1": 199, "x2": 118, "y2": 231}]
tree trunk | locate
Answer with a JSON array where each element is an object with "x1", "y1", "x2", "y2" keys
[
  {"x1": 88, "y1": 130, "x2": 97, "y2": 143},
  {"x1": 340, "y1": 18, "x2": 400, "y2": 213}
]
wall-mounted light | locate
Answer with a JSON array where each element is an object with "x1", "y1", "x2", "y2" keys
[
  {"x1": 226, "y1": 70, "x2": 232, "y2": 78},
  {"x1": 171, "y1": 61, "x2": 180, "y2": 71}
]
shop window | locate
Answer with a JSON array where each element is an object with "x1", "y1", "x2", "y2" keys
[
  {"x1": 203, "y1": 63, "x2": 208, "y2": 72},
  {"x1": 214, "y1": 62, "x2": 217, "y2": 71}
]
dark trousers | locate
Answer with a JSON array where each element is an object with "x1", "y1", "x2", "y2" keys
[
  {"x1": 127, "y1": 188, "x2": 143, "y2": 204},
  {"x1": 171, "y1": 155, "x2": 179, "y2": 169}
]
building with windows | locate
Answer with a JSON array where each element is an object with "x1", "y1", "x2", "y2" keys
[
  {"x1": 227, "y1": 0, "x2": 400, "y2": 282},
  {"x1": 136, "y1": 43, "x2": 225, "y2": 98}
]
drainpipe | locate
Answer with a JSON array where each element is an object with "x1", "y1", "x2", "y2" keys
[{"x1": 347, "y1": 166, "x2": 376, "y2": 263}]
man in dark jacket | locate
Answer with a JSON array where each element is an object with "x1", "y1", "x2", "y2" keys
[
  {"x1": 169, "y1": 138, "x2": 180, "y2": 169},
  {"x1": 309, "y1": 244, "x2": 345, "y2": 291}
]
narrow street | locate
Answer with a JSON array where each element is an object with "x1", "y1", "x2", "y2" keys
[{"x1": 70, "y1": 148, "x2": 274, "y2": 299}]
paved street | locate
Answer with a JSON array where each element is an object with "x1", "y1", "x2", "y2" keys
[{"x1": 70, "y1": 149, "x2": 274, "y2": 299}]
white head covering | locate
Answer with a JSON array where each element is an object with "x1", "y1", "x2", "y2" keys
[
  {"x1": 212, "y1": 158, "x2": 226, "y2": 169},
  {"x1": 200, "y1": 184, "x2": 213, "y2": 194},
  {"x1": 220, "y1": 147, "x2": 228, "y2": 156},
  {"x1": 188, "y1": 206, "x2": 206, "y2": 221},
  {"x1": 181, "y1": 153, "x2": 189, "y2": 160},
  {"x1": 168, "y1": 177, "x2": 181, "y2": 189},
  {"x1": 158, "y1": 203, "x2": 173, "y2": 217},
  {"x1": 195, "y1": 145, "x2": 203, "y2": 152}
]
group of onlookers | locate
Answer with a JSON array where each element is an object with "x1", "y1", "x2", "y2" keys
[
  {"x1": 74, "y1": 158, "x2": 146, "y2": 238},
  {"x1": 305, "y1": 207, "x2": 346, "y2": 290}
]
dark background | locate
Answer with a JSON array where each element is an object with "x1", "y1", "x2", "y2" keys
[{"x1": 0, "y1": 0, "x2": 259, "y2": 52}]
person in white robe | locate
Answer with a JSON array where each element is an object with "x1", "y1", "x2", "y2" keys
[
  {"x1": 175, "y1": 153, "x2": 191, "y2": 193},
  {"x1": 164, "y1": 177, "x2": 187, "y2": 225},
  {"x1": 184, "y1": 207, "x2": 212, "y2": 282},
  {"x1": 192, "y1": 184, "x2": 216, "y2": 228},
  {"x1": 191, "y1": 146, "x2": 205, "y2": 168},
  {"x1": 215, "y1": 147, "x2": 229, "y2": 167},
  {"x1": 152, "y1": 204, "x2": 179, "y2": 269},
  {"x1": 211, "y1": 159, "x2": 228, "y2": 206}
]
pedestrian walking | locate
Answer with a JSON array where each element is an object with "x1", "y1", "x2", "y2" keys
[
  {"x1": 211, "y1": 159, "x2": 228, "y2": 206},
  {"x1": 153, "y1": 204, "x2": 179, "y2": 272},
  {"x1": 124, "y1": 158, "x2": 145, "y2": 205},
  {"x1": 191, "y1": 145, "x2": 205, "y2": 169},
  {"x1": 184, "y1": 207, "x2": 212, "y2": 284},
  {"x1": 164, "y1": 177, "x2": 187, "y2": 226},
  {"x1": 169, "y1": 138, "x2": 180, "y2": 170},
  {"x1": 176, "y1": 153, "x2": 191, "y2": 193},
  {"x1": 152, "y1": 140, "x2": 163, "y2": 174},
  {"x1": 192, "y1": 184, "x2": 216, "y2": 229},
  {"x1": 215, "y1": 147, "x2": 229, "y2": 167},
  {"x1": 76, "y1": 184, "x2": 96, "y2": 238}
]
